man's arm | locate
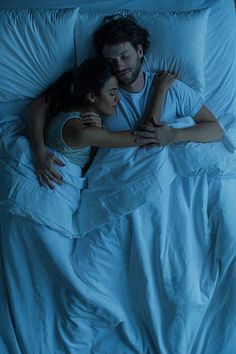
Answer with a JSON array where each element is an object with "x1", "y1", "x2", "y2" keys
[
  {"x1": 28, "y1": 96, "x2": 48, "y2": 153},
  {"x1": 135, "y1": 73, "x2": 224, "y2": 145},
  {"x1": 28, "y1": 96, "x2": 65, "y2": 189},
  {"x1": 174, "y1": 106, "x2": 224, "y2": 143},
  {"x1": 135, "y1": 105, "x2": 223, "y2": 145},
  {"x1": 143, "y1": 72, "x2": 177, "y2": 126}
]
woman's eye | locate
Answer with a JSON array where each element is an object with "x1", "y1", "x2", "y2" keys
[
  {"x1": 110, "y1": 89, "x2": 118, "y2": 96},
  {"x1": 107, "y1": 59, "x2": 116, "y2": 65}
]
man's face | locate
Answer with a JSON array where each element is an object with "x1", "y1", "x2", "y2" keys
[{"x1": 102, "y1": 42, "x2": 143, "y2": 86}]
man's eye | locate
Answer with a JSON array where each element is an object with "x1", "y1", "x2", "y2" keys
[{"x1": 121, "y1": 55, "x2": 128, "y2": 60}]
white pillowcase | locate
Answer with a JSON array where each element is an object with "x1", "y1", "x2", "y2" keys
[
  {"x1": 0, "y1": 8, "x2": 79, "y2": 102},
  {"x1": 75, "y1": 8, "x2": 210, "y2": 93}
]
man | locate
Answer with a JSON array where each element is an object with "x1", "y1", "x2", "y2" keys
[
  {"x1": 93, "y1": 15, "x2": 222, "y2": 139},
  {"x1": 29, "y1": 14, "x2": 222, "y2": 187}
]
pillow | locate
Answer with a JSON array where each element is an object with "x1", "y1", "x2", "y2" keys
[
  {"x1": 75, "y1": 8, "x2": 210, "y2": 93},
  {"x1": 0, "y1": 8, "x2": 79, "y2": 102},
  {"x1": 77, "y1": 0, "x2": 215, "y2": 12}
]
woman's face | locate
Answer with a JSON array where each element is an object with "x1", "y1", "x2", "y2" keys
[{"x1": 93, "y1": 75, "x2": 119, "y2": 116}]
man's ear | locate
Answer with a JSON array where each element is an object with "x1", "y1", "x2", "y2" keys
[
  {"x1": 137, "y1": 44, "x2": 144, "y2": 58},
  {"x1": 86, "y1": 92, "x2": 96, "y2": 103}
]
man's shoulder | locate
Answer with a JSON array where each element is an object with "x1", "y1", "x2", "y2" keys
[
  {"x1": 144, "y1": 71, "x2": 156, "y2": 82},
  {"x1": 169, "y1": 79, "x2": 199, "y2": 97},
  {"x1": 145, "y1": 73, "x2": 192, "y2": 92}
]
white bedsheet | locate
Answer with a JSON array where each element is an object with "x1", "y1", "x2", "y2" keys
[{"x1": 0, "y1": 0, "x2": 236, "y2": 353}]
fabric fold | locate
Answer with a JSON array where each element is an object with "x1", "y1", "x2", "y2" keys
[
  {"x1": 0, "y1": 119, "x2": 85, "y2": 238},
  {"x1": 1, "y1": 113, "x2": 236, "y2": 238}
]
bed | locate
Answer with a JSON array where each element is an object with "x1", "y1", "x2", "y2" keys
[{"x1": 0, "y1": 0, "x2": 236, "y2": 353}]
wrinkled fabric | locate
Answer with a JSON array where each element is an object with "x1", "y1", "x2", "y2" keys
[
  {"x1": 1, "y1": 0, "x2": 236, "y2": 353},
  {"x1": 1, "y1": 113, "x2": 236, "y2": 238}
]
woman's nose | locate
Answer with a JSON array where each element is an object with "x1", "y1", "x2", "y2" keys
[{"x1": 115, "y1": 94, "x2": 120, "y2": 102}]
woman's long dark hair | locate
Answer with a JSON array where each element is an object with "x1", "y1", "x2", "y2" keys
[{"x1": 44, "y1": 58, "x2": 114, "y2": 116}]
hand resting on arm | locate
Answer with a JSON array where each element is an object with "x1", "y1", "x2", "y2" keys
[
  {"x1": 28, "y1": 96, "x2": 103, "y2": 189},
  {"x1": 134, "y1": 72, "x2": 224, "y2": 145},
  {"x1": 28, "y1": 96, "x2": 155, "y2": 189}
]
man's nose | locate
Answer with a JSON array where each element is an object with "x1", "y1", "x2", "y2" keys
[{"x1": 115, "y1": 59, "x2": 125, "y2": 72}]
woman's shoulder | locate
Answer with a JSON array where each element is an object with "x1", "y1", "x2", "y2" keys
[
  {"x1": 46, "y1": 111, "x2": 82, "y2": 135},
  {"x1": 50, "y1": 111, "x2": 82, "y2": 128},
  {"x1": 59, "y1": 110, "x2": 82, "y2": 119}
]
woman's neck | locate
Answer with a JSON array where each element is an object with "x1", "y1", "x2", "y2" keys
[{"x1": 64, "y1": 103, "x2": 99, "y2": 115}]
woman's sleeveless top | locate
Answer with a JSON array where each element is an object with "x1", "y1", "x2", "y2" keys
[{"x1": 45, "y1": 111, "x2": 91, "y2": 167}]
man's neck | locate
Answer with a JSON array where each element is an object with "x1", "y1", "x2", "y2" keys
[{"x1": 120, "y1": 71, "x2": 145, "y2": 93}]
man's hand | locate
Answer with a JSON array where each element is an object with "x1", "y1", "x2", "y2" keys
[
  {"x1": 133, "y1": 124, "x2": 177, "y2": 146},
  {"x1": 154, "y1": 72, "x2": 178, "y2": 93},
  {"x1": 80, "y1": 112, "x2": 102, "y2": 128},
  {"x1": 33, "y1": 147, "x2": 65, "y2": 189}
]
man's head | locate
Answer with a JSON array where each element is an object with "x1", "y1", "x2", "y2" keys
[{"x1": 93, "y1": 15, "x2": 150, "y2": 86}]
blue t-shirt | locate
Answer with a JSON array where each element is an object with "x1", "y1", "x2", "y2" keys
[{"x1": 102, "y1": 72, "x2": 203, "y2": 132}]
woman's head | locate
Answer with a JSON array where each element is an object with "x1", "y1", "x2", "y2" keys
[{"x1": 44, "y1": 58, "x2": 119, "y2": 117}]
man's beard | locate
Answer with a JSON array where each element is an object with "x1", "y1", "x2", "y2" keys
[{"x1": 118, "y1": 56, "x2": 142, "y2": 86}]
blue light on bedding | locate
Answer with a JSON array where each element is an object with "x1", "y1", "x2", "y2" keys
[
  {"x1": 1, "y1": 0, "x2": 236, "y2": 353},
  {"x1": 0, "y1": 0, "x2": 217, "y2": 11},
  {"x1": 0, "y1": 8, "x2": 78, "y2": 102},
  {"x1": 75, "y1": 8, "x2": 210, "y2": 93},
  {"x1": 1, "y1": 111, "x2": 236, "y2": 235}
]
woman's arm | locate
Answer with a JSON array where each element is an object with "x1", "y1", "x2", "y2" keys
[
  {"x1": 63, "y1": 121, "x2": 156, "y2": 148},
  {"x1": 28, "y1": 97, "x2": 103, "y2": 188}
]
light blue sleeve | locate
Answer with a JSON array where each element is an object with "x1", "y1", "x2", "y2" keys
[{"x1": 172, "y1": 80, "x2": 204, "y2": 118}]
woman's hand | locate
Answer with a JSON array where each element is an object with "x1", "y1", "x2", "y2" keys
[
  {"x1": 33, "y1": 146, "x2": 65, "y2": 189},
  {"x1": 133, "y1": 124, "x2": 177, "y2": 146},
  {"x1": 79, "y1": 112, "x2": 102, "y2": 128},
  {"x1": 154, "y1": 71, "x2": 178, "y2": 93}
]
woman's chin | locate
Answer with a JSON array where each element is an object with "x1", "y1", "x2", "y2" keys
[{"x1": 103, "y1": 108, "x2": 116, "y2": 117}]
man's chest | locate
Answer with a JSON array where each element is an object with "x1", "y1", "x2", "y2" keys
[{"x1": 103, "y1": 86, "x2": 178, "y2": 131}]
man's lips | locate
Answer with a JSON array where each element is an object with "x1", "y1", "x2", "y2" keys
[{"x1": 117, "y1": 70, "x2": 131, "y2": 76}]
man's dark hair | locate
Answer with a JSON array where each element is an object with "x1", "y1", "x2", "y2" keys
[{"x1": 93, "y1": 14, "x2": 150, "y2": 57}]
